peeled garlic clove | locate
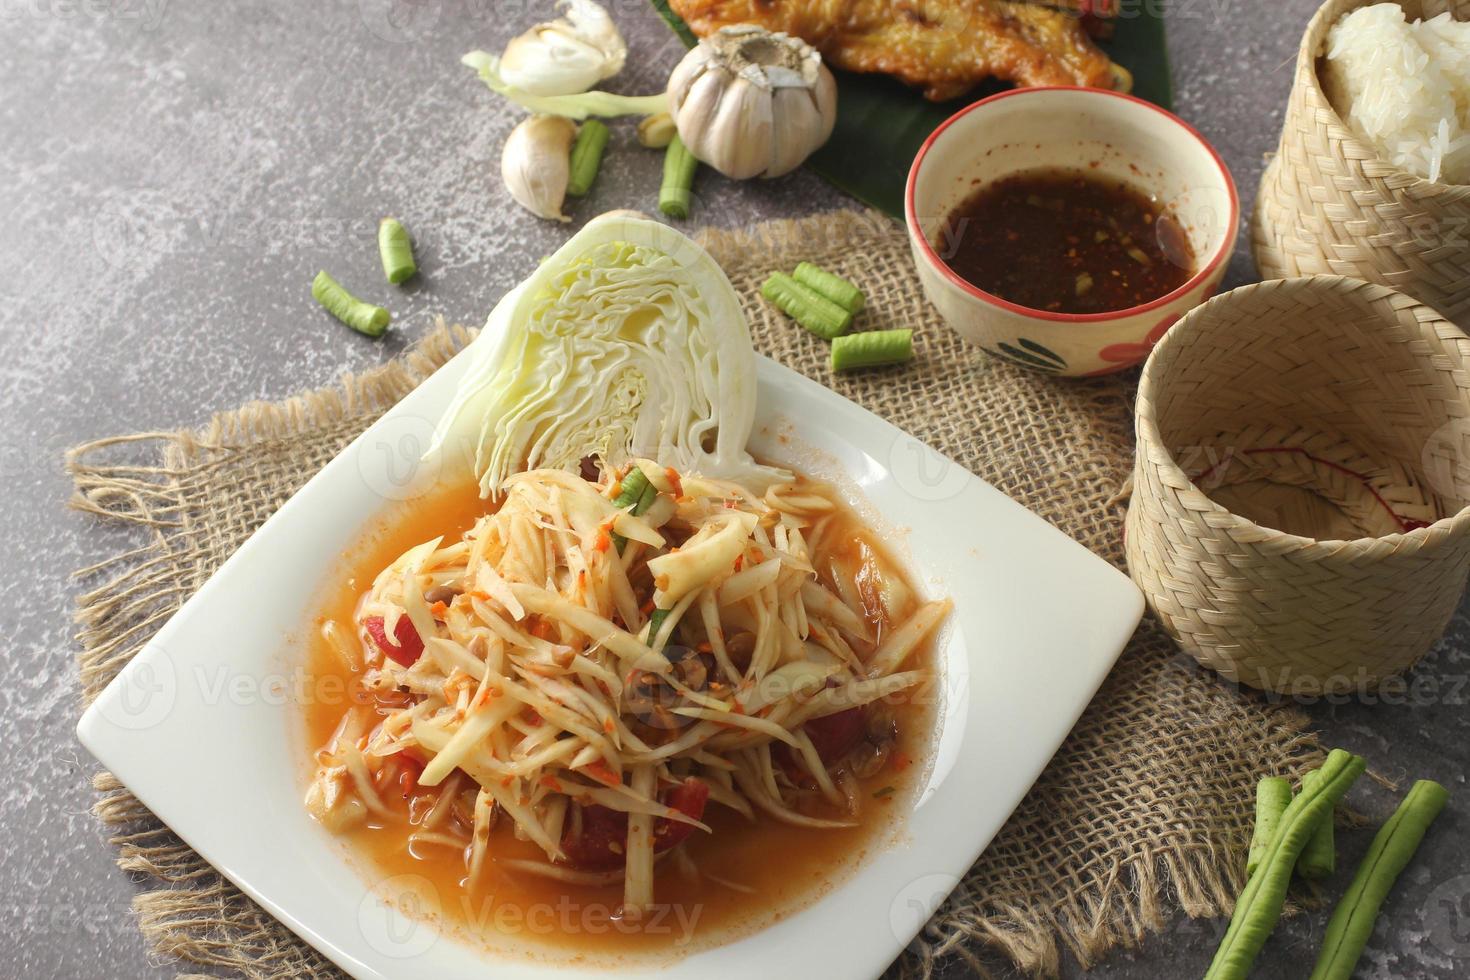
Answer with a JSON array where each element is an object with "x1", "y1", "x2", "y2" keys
[
  {"x1": 636, "y1": 112, "x2": 677, "y2": 149},
  {"x1": 501, "y1": 115, "x2": 577, "y2": 222},
  {"x1": 499, "y1": 0, "x2": 627, "y2": 97}
]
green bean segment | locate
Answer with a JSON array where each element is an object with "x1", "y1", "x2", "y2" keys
[
  {"x1": 830, "y1": 329, "x2": 914, "y2": 372},
  {"x1": 378, "y1": 218, "x2": 416, "y2": 285},
  {"x1": 568, "y1": 119, "x2": 610, "y2": 197},
  {"x1": 312, "y1": 270, "x2": 390, "y2": 337},
  {"x1": 1247, "y1": 776, "x2": 1292, "y2": 879},
  {"x1": 647, "y1": 607, "x2": 671, "y2": 643},
  {"x1": 793, "y1": 261, "x2": 865, "y2": 313},
  {"x1": 658, "y1": 135, "x2": 698, "y2": 220},
  {"x1": 611, "y1": 467, "x2": 657, "y2": 555},
  {"x1": 1204, "y1": 749, "x2": 1366, "y2": 980},
  {"x1": 761, "y1": 272, "x2": 851, "y2": 340},
  {"x1": 612, "y1": 467, "x2": 651, "y2": 511},
  {"x1": 1308, "y1": 780, "x2": 1449, "y2": 980}
]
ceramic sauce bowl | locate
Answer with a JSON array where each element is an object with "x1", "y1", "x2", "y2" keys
[{"x1": 905, "y1": 87, "x2": 1238, "y2": 376}]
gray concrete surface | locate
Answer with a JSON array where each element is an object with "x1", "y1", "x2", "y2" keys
[{"x1": 3, "y1": 0, "x2": 1466, "y2": 977}]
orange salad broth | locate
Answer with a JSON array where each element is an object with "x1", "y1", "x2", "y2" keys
[{"x1": 302, "y1": 475, "x2": 937, "y2": 962}]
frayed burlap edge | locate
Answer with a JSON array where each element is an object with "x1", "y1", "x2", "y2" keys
[
  {"x1": 70, "y1": 211, "x2": 1325, "y2": 979},
  {"x1": 70, "y1": 322, "x2": 476, "y2": 704}
]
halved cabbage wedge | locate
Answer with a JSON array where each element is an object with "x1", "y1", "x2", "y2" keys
[{"x1": 430, "y1": 212, "x2": 789, "y2": 495}]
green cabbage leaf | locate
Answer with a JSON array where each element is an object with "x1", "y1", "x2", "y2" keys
[{"x1": 430, "y1": 212, "x2": 789, "y2": 495}]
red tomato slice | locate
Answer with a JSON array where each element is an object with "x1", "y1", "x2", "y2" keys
[
  {"x1": 560, "y1": 802, "x2": 629, "y2": 870},
  {"x1": 804, "y1": 707, "x2": 866, "y2": 763},
  {"x1": 363, "y1": 615, "x2": 424, "y2": 667},
  {"x1": 561, "y1": 778, "x2": 709, "y2": 870},
  {"x1": 652, "y1": 777, "x2": 710, "y2": 852}
]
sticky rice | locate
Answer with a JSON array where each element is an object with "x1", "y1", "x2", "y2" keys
[{"x1": 1322, "y1": 3, "x2": 1470, "y2": 184}]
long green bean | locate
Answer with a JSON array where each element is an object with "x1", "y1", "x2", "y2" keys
[
  {"x1": 1247, "y1": 776, "x2": 1292, "y2": 879},
  {"x1": 1204, "y1": 749, "x2": 1366, "y2": 980},
  {"x1": 1308, "y1": 780, "x2": 1449, "y2": 980},
  {"x1": 1297, "y1": 769, "x2": 1337, "y2": 879}
]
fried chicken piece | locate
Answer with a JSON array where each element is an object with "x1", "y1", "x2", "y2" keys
[{"x1": 668, "y1": 0, "x2": 1129, "y2": 101}]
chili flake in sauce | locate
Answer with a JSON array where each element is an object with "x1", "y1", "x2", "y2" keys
[{"x1": 938, "y1": 168, "x2": 1194, "y2": 315}]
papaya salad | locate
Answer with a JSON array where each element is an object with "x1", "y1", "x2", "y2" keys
[
  {"x1": 303, "y1": 212, "x2": 951, "y2": 938},
  {"x1": 308, "y1": 460, "x2": 948, "y2": 913}
]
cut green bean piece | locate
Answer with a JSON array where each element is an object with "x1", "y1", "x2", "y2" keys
[
  {"x1": 1297, "y1": 769, "x2": 1336, "y2": 880},
  {"x1": 611, "y1": 467, "x2": 657, "y2": 555},
  {"x1": 1204, "y1": 749, "x2": 1366, "y2": 980},
  {"x1": 378, "y1": 218, "x2": 416, "y2": 284},
  {"x1": 1308, "y1": 780, "x2": 1449, "y2": 980},
  {"x1": 612, "y1": 467, "x2": 651, "y2": 510},
  {"x1": 635, "y1": 481, "x2": 657, "y2": 515},
  {"x1": 1247, "y1": 776, "x2": 1291, "y2": 879},
  {"x1": 793, "y1": 261, "x2": 865, "y2": 313},
  {"x1": 761, "y1": 272, "x2": 851, "y2": 340},
  {"x1": 831, "y1": 330, "x2": 913, "y2": 372},
  {"x1": 647, "y1": 608, "x2": 671, "y2": 644},
  {"x1": 567, "y1": 119, "x2": 610, "y2": 197},
  {"x1": 659, "y1": 135, "x2": 698, "y2": 220},
  {"x1": 312, "y1": 270, "x2": 389, "y2": 337}
]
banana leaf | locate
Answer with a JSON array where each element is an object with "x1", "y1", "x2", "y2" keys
[{"x1": 650, "y1": 0, "x2": 1173, "y2": 217}]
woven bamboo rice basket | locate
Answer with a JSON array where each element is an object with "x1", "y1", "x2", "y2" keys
[
  {"x1": 1125, "y1": 276, "x2": 1470, "y2": 695},
  {"x1": 1253, "y1": 0, "x2": 1470, "y2": 327}
]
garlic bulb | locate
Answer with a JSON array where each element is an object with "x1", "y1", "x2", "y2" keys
[
  {"x1": 501, "y1": 115, "x2": 577, "y2": 222},
  {"x1": 499, "y1": 0, "x2": 626, "y2": 97},
  {"x1": 666, "y1": 25, "x2": 837, "y2": 180}
]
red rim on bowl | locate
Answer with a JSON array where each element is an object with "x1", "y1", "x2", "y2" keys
[{"x1": 904, "y1": 86, "x2": 1239, "y2": 325}]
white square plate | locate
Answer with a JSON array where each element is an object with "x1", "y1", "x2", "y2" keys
[{"x1": 78, "y1": 352, "x2": 1142, "y2": 979}]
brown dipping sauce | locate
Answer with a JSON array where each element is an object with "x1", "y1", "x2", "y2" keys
[{"x1": 938, "y1": 168, "x2": 1195, "y2": 315}]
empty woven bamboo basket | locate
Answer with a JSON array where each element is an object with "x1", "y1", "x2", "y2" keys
[
  {"x1": 1125, "y1": 276, "x2": 1470, "y2": 695},
  {"x1": 1253, "y1": 0, "x2": 1470, "y2": 327}
]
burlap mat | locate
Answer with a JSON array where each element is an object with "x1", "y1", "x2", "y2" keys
[{"x1": 69, "y1": 209, "x2": 1320, "y2": 978}]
